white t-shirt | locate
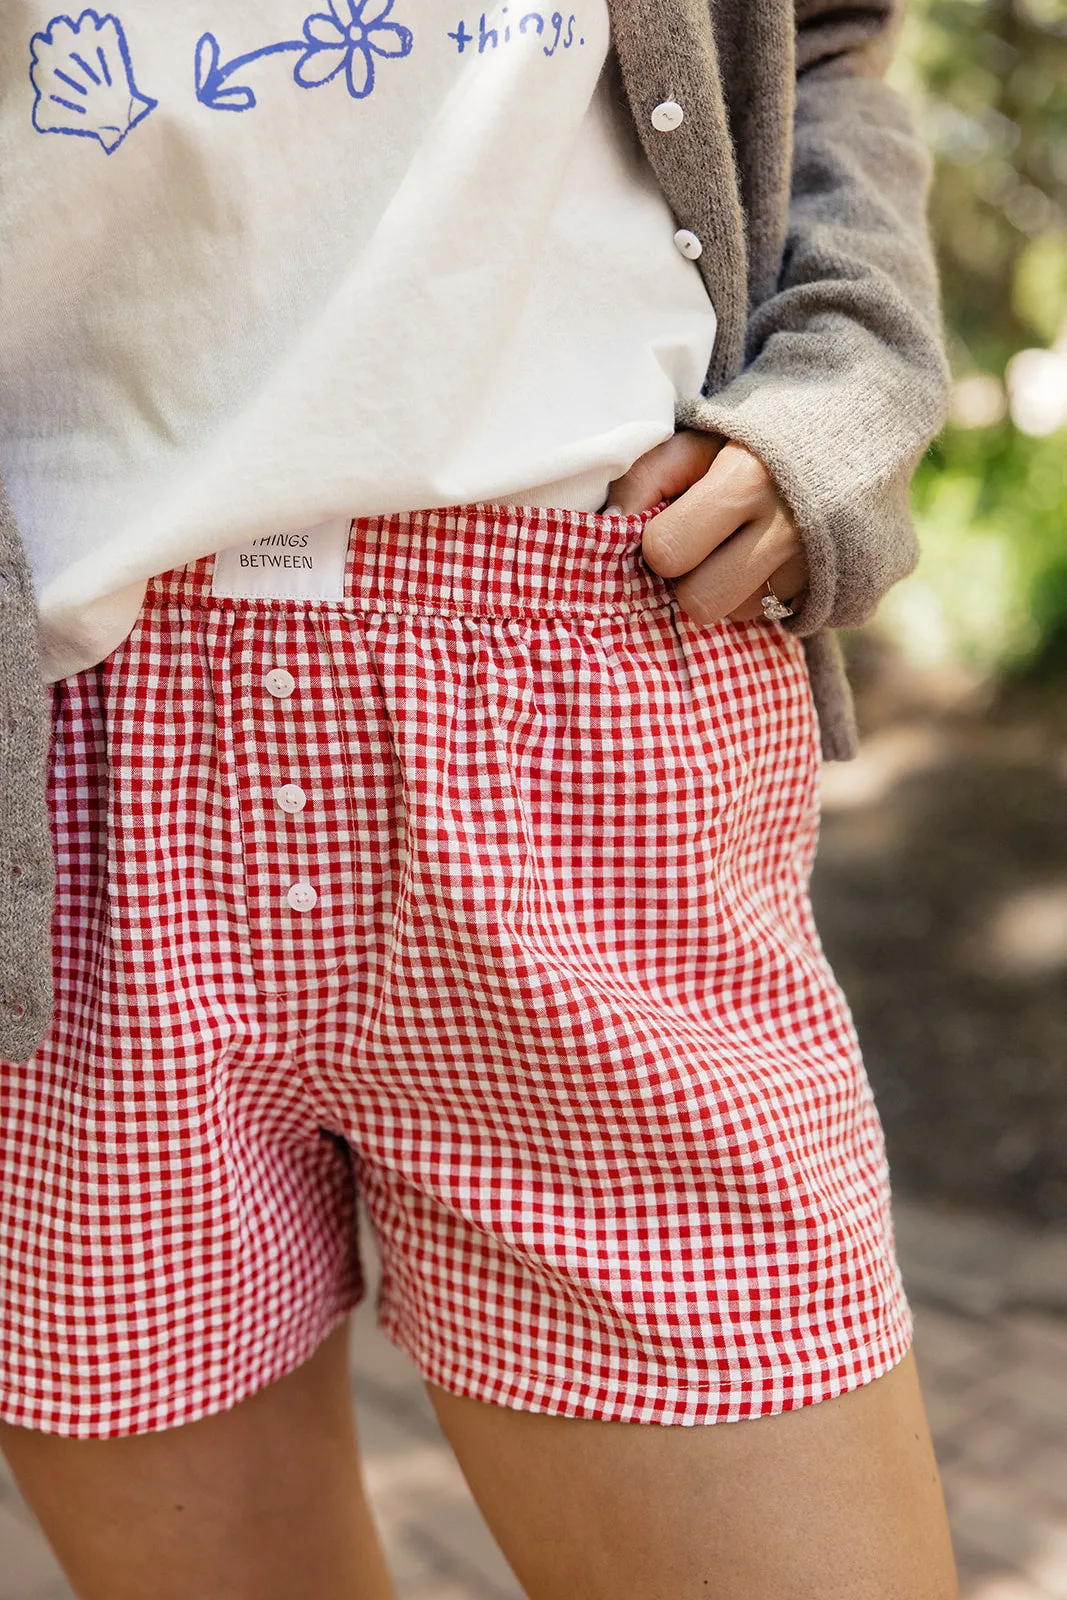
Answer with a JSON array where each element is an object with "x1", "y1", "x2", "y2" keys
[{"x1": 0, "y1": 2, "x2": 717, "y2": 680}]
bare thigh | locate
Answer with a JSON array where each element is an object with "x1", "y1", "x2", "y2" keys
[
  {"x1": 0, "y1": 1322, "x2": 394, "y2": 1600},
  {"x1": 429, "y1": 1348, "x2": 959, "y2": 1600}
]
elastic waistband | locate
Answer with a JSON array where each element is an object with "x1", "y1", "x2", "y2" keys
[{"x1": 147, "y1": 504, "x2": 674, "y2": 618}]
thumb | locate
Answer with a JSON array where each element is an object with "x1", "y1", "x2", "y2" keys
[{"x1": 604, "y1": 431, "x2": 725, "y2": 515}]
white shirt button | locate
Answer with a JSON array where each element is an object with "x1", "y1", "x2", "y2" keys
[
  {"x1": 673, "y1": 228, "x2": 703, "y2": 261},
  {"x1": 276, "y1": 783, "x2": 308, "y2": 814},
  {"x1": 264, "y1": 668, "x2": 296, "y2": 698},
  {"x1": 286, "y1": 882, "x2": 318, "y2": 913},
  {"x1": 651, "y1": 100, "x2": 684, "y2": 133}
]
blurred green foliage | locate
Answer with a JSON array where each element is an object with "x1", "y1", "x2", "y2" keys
[{"x1": 883, "y1": 0, "x2": 1067, "y2": 678}]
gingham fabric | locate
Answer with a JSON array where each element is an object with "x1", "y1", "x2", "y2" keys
[{"x1": 0, "y1": 506, "x2": 911, "y2": 1439}]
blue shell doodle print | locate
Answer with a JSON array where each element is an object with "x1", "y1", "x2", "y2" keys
[
  {"x1": 196, "y1": 0, "x2": 415, "y2": 112},
  {"x1": 29, "y1": 10, "x2": 157, "y2": 152}
]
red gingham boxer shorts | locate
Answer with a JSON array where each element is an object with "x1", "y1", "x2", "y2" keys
[{"x1": 0, "y1": 505, "x2": 911, "y2": 1439}]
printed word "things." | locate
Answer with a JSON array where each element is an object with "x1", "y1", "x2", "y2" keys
[{"x1": 448, "y1": 11, "x2": 585, "y2": 57}]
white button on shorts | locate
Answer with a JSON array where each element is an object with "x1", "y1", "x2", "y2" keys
[
  {"x1": 276, "y1": 784, "x2": 308, "y2": 814},
  {"x1": 651, "y1": 100, "x2": 684, "y2": 132},
  {"x1": 673, "y1": 229, "x2": 703, "y2": 261},
  {"x1": 265, "y1": 668, "x2": 296, "y2": 699},
  {"x1": 286, "y1": 882, "x2": 318, "y2": 913}
]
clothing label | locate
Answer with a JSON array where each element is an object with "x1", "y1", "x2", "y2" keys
[{"x1": 211, "y1": 518, "x2": 352, "y2": 600}]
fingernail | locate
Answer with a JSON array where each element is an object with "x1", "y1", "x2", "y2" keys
[{"x1": 603, "y1": 504, "x2": 624, "y2": 516}]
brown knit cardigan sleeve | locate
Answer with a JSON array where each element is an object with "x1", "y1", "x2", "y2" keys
[{"x1": 686, "y1": 1, "x2": 949, "y2": 654}]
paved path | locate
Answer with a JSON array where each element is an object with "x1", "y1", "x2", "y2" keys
[{"x1": 2, "y1": 1204, "x2": 1066, "y2": 1599}]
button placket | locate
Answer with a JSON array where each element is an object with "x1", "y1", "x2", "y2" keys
[
  {"x1": 263, "y1": 663, "x2": 320, "y2": 926},
  {"x1": 277, "y1": 779, "x2": 314, "y2": 914},
  {"x1": 227, "y1": 622, "x2": 358, "y2": 994}
]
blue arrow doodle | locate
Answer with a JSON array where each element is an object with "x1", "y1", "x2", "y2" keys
[
  {"x1": 194, "y1": 34, "x2": 302, "y2": 111},
  {"x1": 195, "y1": 1, "x2": 414, "y2": 113}
]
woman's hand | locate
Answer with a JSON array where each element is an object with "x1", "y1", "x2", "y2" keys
[{"x1": 605, "y1": 431, "x2": 808, "y2": 624}]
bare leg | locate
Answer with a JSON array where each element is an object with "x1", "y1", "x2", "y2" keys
[
  {"x1": 0, "y1": 1322, "x2": 394, "y2": 1600},
  {"x1": 429, "y1": 1348, "x2": 958, "y2": 1599}
]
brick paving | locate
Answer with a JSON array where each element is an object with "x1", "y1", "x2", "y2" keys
[{"x1": 2, "y1": 1208, "x2": 1066, "y2": 1598}]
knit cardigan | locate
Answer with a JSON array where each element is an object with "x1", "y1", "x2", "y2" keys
[
  {"x1": 0, "y1": 0, "x2": 948, "y2": 1060},
  {"x1": 0, "y1": 480, "x2": 53, "y2": 1061}
]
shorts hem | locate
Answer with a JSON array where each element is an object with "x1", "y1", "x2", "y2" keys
[
  {"x1": 377, "y1": 1302, "x2": 915, "y2": 1427},
  {"x1": 0, "y1": 1292, "x2": 364, "y2": 1441}
]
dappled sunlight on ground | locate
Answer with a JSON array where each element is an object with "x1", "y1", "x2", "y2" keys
[
  {"x1": 976, "y1": 885, "x2": 1067, "y2": 980},
  {"x1": 813, "y1": 671, "x2": 1067, "y2": 1224}
]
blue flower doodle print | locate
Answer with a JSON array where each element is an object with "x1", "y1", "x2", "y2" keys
[
  {"x1": 196, "y1": 0, "x2": 414, "y2": 113},
  {"x1": 30, "y1": 10, "x2": 156, "y2": 152},
  {"x1": 297, "y1": 0, "x2": 414, "y2": 97}
]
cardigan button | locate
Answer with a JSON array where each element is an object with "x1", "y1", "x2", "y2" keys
[
  {"x1": 651, "y1": 100, "x2": 684, "y2": 133},
  {"x1": 673, "y1": 228, "x2": 703, "y2": 261}
]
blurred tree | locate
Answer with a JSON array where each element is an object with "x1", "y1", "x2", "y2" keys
[
  {"x1": 812, "y1": 7, "x2": 1067, "y2": 1230},
  {"x1": 881, "y1": 0, "x2": 1067, "y2": 680},
  {"x1": 895, "y1": 0, "x2": 1067, "y2": 371}
]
